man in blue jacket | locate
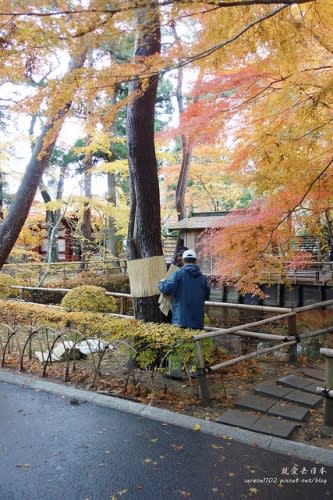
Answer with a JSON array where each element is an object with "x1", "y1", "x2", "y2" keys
[{"x1": 158, "y1": 249, "x2": 210, "y2": 330}]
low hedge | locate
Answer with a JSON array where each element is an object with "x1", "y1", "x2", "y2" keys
[{"x1": 0, "y1": 299, "x2": 206, "y2": 370}]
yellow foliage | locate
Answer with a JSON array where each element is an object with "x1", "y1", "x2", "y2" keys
[
  {"x1": 0, "y1": 275, "x2": 20, "y2": 299},
  {"x1": 61, "y1": 285, "x2": 117, "y2": 313},
  {"x1": 0, "y1": 299, "x2": 200, "y2": 370},
  {"x1": 89, "y1": 160, "x2": 129, "y2": 176}
]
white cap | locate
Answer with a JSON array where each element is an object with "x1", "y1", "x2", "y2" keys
[{"x1": 182, "y1": 249, "x2": 197, "y2": 259}]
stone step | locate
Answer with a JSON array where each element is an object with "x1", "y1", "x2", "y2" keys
[
  {"x1": 302, "y1": 367, "x2": 325, "y2": 381},
  {"x1": 255, "y1": 382, "x2": 292, "y2": 399},
  {"x1": 255, "y1": 382, "x2": 322, "y2": 408},
  {"x1": 277, "y1": 374, "x2": 321, "y2": 394},
  {"x1": 235, "y1": 394, "x2": 275, "y2": 413},
  {"x1": 235, "y1": 394, "x2": 309, "y2": 421},
  {"x1": 216, "y1": 409, "x2": 298, "y2": 439},
  {"x1": 282, "y1": 389, "x2": 322, "y2": 408}
]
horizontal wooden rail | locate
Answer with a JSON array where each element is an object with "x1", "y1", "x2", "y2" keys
[
  {"x1": 209, "y1": 340, "x2": 297, "y2": 371},
  {"x1": 206, "y1": 300, "x2": 291, "y2": 313},
  {"x1": 3, "y1": 259, "x2": 127, "y2": 269},
  {"x1": 294, "y1": 298, "x2": 333, "y2": 313},
  {"x1": 299, "y1": 325, "x2": 333, "y2": 340},
  {"x1": 204, "y1": 326, "x2": 293, "y2": 342},
  {"x1": 11, "y1": 285, "x2": 132, "y2": 299},
  {"x1": 193, "y1": 311, "x2": 295, "y2": 341}
]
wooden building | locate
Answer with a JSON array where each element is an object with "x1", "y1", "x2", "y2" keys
[
  {"x1": 167, "y1": 211, "x2": 229, "y2": 274},
  {"x1": 37, "y1": 218, "x2": 81, "y2": 262}
]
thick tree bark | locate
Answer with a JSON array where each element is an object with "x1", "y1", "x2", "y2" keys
[
  {"x1": 127, "y1": 4, "x2": 164, "y2": 322},
  {"x1": 176, "y1": 135, "x2": 192, "y2": 220},
  {"x1": 0, "y1": 51, "x2": 86, "y2": 269},
  {"x1": 39, "y1": 180, "x2": 59, "y2": 262},
  {"x1": 172, "y1": 22, "x2": 193, "y2": 222},
  {"x1": 0, "y1": 172, "x2": 3, "y2": 221},
  {"x1": 106, "y1": 172, "x2": 118, "y2": 256},
  {"x1": 106, "y1": 92, "x2": 119, "y2": 257},
  {"x1": 80, "y1": 152, "x2": 93, "y2": 269}
]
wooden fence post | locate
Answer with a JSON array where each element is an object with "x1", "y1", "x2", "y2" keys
[
  {"x1": 320, "y1": 348, "x2": 333, "y2": 430},
  {"x1": 194, "y1": 340, "x2": 210, "y2": 406}
]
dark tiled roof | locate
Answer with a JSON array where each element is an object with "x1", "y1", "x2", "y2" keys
[{"x1": 168, "y1": 214, "x2": 228, "y2": 230}]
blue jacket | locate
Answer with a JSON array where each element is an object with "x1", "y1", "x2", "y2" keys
[{"x1": 158, "y1": 264, "x2": 210, "y2": 329}]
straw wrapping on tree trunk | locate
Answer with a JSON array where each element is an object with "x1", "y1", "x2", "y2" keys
[{"x1": 127, "y1": 256, "x2": 166, "y2": 298}]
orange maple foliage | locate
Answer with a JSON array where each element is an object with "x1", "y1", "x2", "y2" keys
[{"x1": 162, "y1": 0, "x2": 333, "y2": 295}]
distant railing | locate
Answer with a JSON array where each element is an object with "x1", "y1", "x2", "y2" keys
[
  {"x1": 261, "y1": 261, "x2": 333, "y2": 284},
  {"x1": 10, "y1": 284, "x2": 296, "y2": 318},
  {"x1": 3, "y1": 257, "x2": 333, "y2": 285},
  {"x1": 1, "y1": 259, "x2": 127, "y2": 283}
]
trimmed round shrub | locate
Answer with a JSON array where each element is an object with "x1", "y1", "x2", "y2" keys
[{"x1": 61, "y1": 285, "x2": 117, "y2": 313}]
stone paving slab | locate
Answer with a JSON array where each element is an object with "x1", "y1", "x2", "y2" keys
[
  {"x1": 216, "y1": 410, "x2": 298, "y2": 439},
  {"x1": 235, "y1": 394, "x2": 276, "y2": 413},
  {"x1": 250, "y1": 415, "x2": 298, "y2": 439},
  {"x1": 215, "y1": 409, "x2": 260, "y2": 428},
  {"x1": 255, "y1": 382, "x2": 292, "y2": 399},
  {"x1": 267, "y1": 402, "x2": 309, "y2": 421},
  {"x1": 283, "y1": 389, "x2": 322, "y2": 408},
  {"x1": 302, "y1": 367, "x2": 325, "y2": 381},
  {"x1": 236, "y1": 394, "x2": 310, "y2": 421},
  {"x1": 277, "y1": 374, "x2": 320, "y2": 391},
  {"x1": 302, "y1": 382, "x2": 323, "y2": 394}
]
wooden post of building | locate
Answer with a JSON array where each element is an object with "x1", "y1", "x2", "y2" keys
[
  {"x1": 320, "y1": 348, "x2": 333, "y2": 430},
  {"x1": 287, "y1": 313, "x2": 298, "y2": 362},
  {"x1": 194, "y1": 339, "x2": 210, "y2": 406}
]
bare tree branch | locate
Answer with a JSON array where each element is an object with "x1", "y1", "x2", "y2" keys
[
  {"x1": 263, "y1": 156, "x2": 333, "y2": 251},
  {"x1": 0, "y1": 1, "x2": 314, "y2": 18}
]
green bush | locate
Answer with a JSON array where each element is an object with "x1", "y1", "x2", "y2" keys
[{"x1": 61, "y1": 285, "x2": 117, "y2": 313}]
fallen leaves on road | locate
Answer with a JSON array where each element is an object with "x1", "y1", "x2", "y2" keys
[{"x1": 171, "y1": 444, "x2": 184, "y2": 451}]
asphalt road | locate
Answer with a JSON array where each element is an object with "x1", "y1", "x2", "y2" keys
[{"x1": 0, "y1": 380, "x2": 332, "y2": 500}]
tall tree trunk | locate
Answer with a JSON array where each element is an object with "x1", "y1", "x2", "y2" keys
[
  {"x1": 54, "y1": 161, "x2": 67, "y2": 259},
  {"x1": 0, "y1": 51, "x2": 86, "y2": 270},
  {"x1": 176, "y1": 136, "x2": 192, "y2": 220},
  {"x1": 171, "y1": 22, "x2": 193, "y2": 222},
  {"x1": 106, "y1": 172, "x2": 118, "y2": 256},
  {"x1": 106, "y1": 92, "x2": 118, "y2": 257},
  {"x1": 80, "y1": 152, "x2": 93, "y2": 269},
  {"x1": 126, "y1": 3, "x2": 164, "y2": 322},
  {"x1": 39, "y1": 180, "x2": 59, "y2": 262},
  {"x1": 38, "y1": 159, "x2": 67, "y2": 271},
  {"x1": 0, "y1": 171, "x2": 4, "y2": 221}
]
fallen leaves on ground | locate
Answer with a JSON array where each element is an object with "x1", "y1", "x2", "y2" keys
[{"x1": 171, "y1": 444, "x2": 184, "y2": 451}]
